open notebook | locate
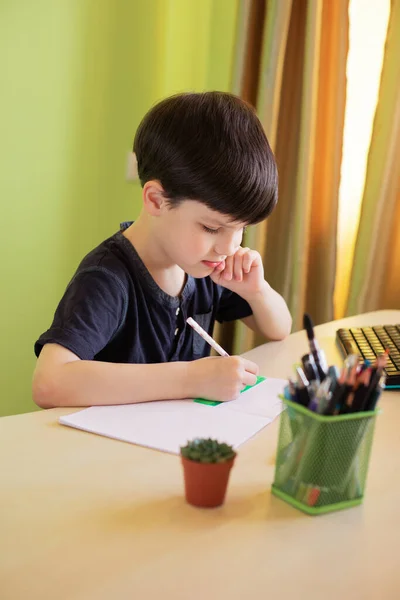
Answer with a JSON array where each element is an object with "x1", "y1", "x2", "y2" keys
[{"x1": 59, "y1": 377, "x2": 286, "y2": 455}]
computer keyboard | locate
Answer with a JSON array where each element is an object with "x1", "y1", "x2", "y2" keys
[{"x1": 336, "y1": 325, "x2": 400, "y2": 388}]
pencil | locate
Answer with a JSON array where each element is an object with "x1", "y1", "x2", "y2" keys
[{"x1": 186, "y1": 317, "x2": 229, "y2": 357}]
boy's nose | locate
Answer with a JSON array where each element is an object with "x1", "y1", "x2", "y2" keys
[{"x1": 214, "y1": 238, "x2": 239, "y2": 257}]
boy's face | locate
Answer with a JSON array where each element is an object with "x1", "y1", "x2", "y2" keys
[{"x1": 158, "y1": 200, "x2": 246, "y2": 277}]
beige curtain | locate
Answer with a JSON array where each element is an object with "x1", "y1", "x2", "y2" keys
[
  {"x1": 346, "y1": 0, "x2": 400, "y2": 315},
  {"x1": 219, "y1": 0, "x2": 349, "y2": 354}
]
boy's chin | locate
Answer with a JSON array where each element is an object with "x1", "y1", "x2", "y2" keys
[{"x1": 184, "y1": 262, "x2": 215, "y2": 278}]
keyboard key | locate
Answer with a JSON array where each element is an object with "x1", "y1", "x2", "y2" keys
[
  {"x1": 385, "y1": 369, "x2": 400, "y2": 377},
  {"x1": 385, "y1": 325, "x2": 399, "y2": 335},
  {"x1": 342, "y1": 339, "x2": 361, "y2": 356},
  {"x1": 365, "y1": 332, "x2": 380, "y2": 342},
  {"x1": 385, "y1": 343, "x2": 398, "y2": 351},
  {"x1": 373, "y1": 328, "x2": 385, "y2": 334}
]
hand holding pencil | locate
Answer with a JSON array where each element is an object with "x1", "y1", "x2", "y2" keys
[{"x1": 186, "y1": 317, "x2": 259, "y2": 402}]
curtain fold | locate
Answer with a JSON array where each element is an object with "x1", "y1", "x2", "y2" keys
[
  {"x1": 346, "y1": 0, "x2": 400, "y2": 315},
  {"x1": 223, "y1": 0, "x2": 349, "y2": 354}
]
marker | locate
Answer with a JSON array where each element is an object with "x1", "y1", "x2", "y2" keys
[
  {"x1": 309, "y1": 376, "x2": 332, "y2": 413},
  {"x1": 339, "y1": 364, "x2": 358, "y2": 414},
  {"x1": 366, "y1": 375, "x2": 386, "y2": 411},
  {"x1": 296, "y1": 482, "x2": 309, "y2": 502},
  {"x1": 295, "y1": 367, "x2": 310, "y2": 407},
  {"x1": 359, "y1": 359, "x2": 371, "y2": 373},
  {"x1": 327, "y1": 365, "x2": 340, "y2": 387},
  {"x1": 307, "y1": 486, "x2": 321, "y2": 507},
  {"x1": 317, "y1": 390, "x2": 332, "y2": 415},
  {"x1": 360, "y1": 354, "x2": 386, "y2": 411},
  {"x1": 186, "y1": 317, "x2": 229, "y2": 357},
  {"x1": 303, "y1": 314, "x2": 328, "y2": 380},
  {"x1": 324, "y1": 366, "x2": 347, "y2": 415},
  {"x1": 301, "y1": 353, "x2": 320, "y2": 383},
  {"x1": 308, "y1": 380, "x2": 319, "y2": 404},
  {"x1": 288, "y1": 378, "x2": 297, "y2": 401},
  {"x1": 351, "y1": 368, "x2": 372, "y2": 412},
  {"x1": 344, "y1": 353, "x2": 360, "y2": 373}
]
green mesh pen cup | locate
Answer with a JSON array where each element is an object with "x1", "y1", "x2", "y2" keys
[{"x1": 271, "y1": 399, "x2": 379, "y2": 515}]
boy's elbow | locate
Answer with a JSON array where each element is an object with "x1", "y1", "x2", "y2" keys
[
  {"x1": 269, "y1": 331, "x2": 289, "y2": 342},
  {"x1": 32, "y1": 373, "x2": 59, "y2": 409},
  {"x1": 281, "y1": 315, "x2": 293, "y2": 339},
  {"x1": 269, "y1": 315, "x2": 292, "y2": 341}
]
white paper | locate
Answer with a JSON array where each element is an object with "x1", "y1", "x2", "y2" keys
[
  {"x1": 59, "y1": 377, "x2": 286, "y2": 455},
  {"x1": 216, "y1": 378, "x2": 285, "y2": 420}
]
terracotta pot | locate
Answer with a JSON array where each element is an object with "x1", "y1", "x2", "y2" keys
[{"x1": 181, "y1": 456, "x2": 235, "y2": 508}]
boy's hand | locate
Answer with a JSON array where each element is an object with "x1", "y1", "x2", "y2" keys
[
  {"x1": 188, "y1": 356, "x2": 259, "y2": 402},
  {"x1": 209, "y1": 247, "x2": 265, "y2": 300}
]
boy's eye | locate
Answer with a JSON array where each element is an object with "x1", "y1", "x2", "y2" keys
[{"x1": 202, "y1": 225, "x2": 220, "y2": 234}]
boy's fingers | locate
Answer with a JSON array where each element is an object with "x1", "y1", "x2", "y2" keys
[
  {"x1": 223, "y1": 255, "x2": 234, "y2": 280},
  {"x1": 242, "y1": 371, "x2": 258, "y2": 387},
  {"x1": 233, "y1": 252, "x2": 244, "y2": 281},
  {"x1": 241, "y1": 358, "x2": 259, "y2": 375},
  {"x1": 242, "y1": 250, "x2": 254, "y2": 273}
]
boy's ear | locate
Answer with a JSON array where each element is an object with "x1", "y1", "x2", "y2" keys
[{"x1": 142, "y1": 181, "x2": 167, "y2": 216}]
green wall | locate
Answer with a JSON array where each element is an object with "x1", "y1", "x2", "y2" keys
[{"x1": 0, "y1": 0, "x2": 238, "y2": 417}]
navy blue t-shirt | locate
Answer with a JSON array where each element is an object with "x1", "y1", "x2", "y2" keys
[{"x1": 34, "y1": 224, "x2": 253, "y2": 363}]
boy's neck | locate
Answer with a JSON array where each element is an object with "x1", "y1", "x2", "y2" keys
[{"x1": 123, "y1": 215, "x2": 186, "y2": 298}]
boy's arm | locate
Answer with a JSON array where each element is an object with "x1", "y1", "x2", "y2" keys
[
  {"x1": 33, "y1": 343, "x2": 259, "y2": 408},
  {"x1": 33, "y1": 344, "x2": 191, "y2": 408},
  {"x1": 241, "y1": 281, "x2": 292, "y2": 340}
]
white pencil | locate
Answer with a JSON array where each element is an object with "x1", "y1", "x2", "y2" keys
[{"x1": 186, "y1": 317, "x2": 229, "y2": 357}]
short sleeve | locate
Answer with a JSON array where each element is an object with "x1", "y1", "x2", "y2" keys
[
  {"x1": 215, "y1": 287, "x2": 253, "y2": 323},
  {"x1": 34, "y1": 267, "x2": 128, "y2": 360}
]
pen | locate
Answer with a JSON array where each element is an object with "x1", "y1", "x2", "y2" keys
[{"x1": 186, "y1": 317, "x2": 229, "y2": 357}]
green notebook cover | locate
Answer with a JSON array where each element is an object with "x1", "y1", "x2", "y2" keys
[{"x1": 194, "y1": 375, "x2": 266, "y2": 406}]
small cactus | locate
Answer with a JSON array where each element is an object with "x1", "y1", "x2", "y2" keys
[{"x1": 180, "y1": 438, "x2": 236, "y2": 464}]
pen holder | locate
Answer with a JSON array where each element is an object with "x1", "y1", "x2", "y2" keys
[{"x1": 271, "y1": 399, "x2": 379, "y2": 515}]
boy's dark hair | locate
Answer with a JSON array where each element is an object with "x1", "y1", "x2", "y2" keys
[{"x1": 133, "y1": 92, "x2": 278, "y2": 225}]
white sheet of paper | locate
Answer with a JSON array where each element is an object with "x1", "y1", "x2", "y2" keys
[
  {"x1": 217, "y1": 378, "x2": 285, "y2": 420},
  {"x1": 59, "y1": 377, "x2": 286, "y2": 455}
]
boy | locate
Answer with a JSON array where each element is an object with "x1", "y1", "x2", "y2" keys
[{"x1": 33, "y1": 92, "x2": 291, "y2": 408}]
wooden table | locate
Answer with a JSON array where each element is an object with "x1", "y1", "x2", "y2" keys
[{"x1": 1, "y1": 310, "x2": 399, "y2": 599}]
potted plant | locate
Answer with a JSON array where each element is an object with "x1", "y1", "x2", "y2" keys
[{"x1": 180, "y1": 438, "x2": 237, "y2": 508}]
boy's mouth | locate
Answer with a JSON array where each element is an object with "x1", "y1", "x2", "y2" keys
[{"x1": 202, "y1": 260, "x2": 223, "y2": 269}]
